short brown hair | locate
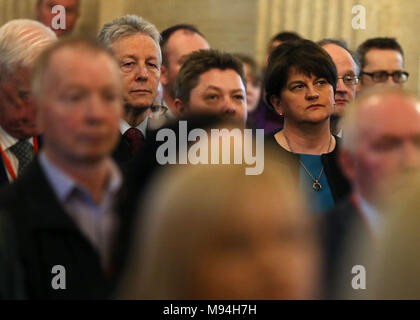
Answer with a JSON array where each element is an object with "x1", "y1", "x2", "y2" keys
[{"x1": 174, "y1": 49, "x2": 245, "y2": 105}]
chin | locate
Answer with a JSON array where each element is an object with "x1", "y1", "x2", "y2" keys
[
  {"x1": 78, "y1": 153, "x2": 109, "y2": 165},
  {"x1": 333, "y1": 105, "x2": 346, "y2": 116},
  {"x1": 13, "y1": 130, "x2": 39, "y2": 140},
  {"x1": 125, "y1": 102, "x2": 151, "y2": 110}
]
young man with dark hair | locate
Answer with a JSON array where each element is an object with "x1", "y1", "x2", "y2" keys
[
  {"x1": 356, "y1": 37, "x2": 409, "y2": 89},
  {"x1": 174, "y1": 49, "x2": 247, "y2": 125}
]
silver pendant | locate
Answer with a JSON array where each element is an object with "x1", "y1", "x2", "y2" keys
[{"x1": 313, "y1": 181, "x2": 322, "y2": 191}]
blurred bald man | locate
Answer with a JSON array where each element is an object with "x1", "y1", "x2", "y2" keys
[
  {"x1": 318, "y1": 39, "x2": 359, "y2": 136},
  {"x1": 324, "y1": 88, "x2": 420, "y2": 297},
  {"x1": 0, "y1": 38, "x2": 124, "y2": 299},
  {"x1": 0, "y1": 20, "x2": 56, "y2": 186}
]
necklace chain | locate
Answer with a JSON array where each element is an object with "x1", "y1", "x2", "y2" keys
[{"x1": 283, "y1": 131, "x2": 332, "y2": 191}]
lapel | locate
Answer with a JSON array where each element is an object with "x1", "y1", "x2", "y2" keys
[
  {"x1": 4, "y1": 158, "x2": 112, "y2": 298},
  {"x1": 0, "y1": 161, "x2": 8, "y2": 187},
  {"x1": 13, "y1": 158, "x2": 92, "y2": 238}
]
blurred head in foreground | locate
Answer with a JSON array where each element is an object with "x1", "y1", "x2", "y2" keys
[
  {"x1": 340, "y1": 87, "x2": 420, "y2": 206},
  {"x1": 117, "y1": 145, "x2": 320, "y2": 299}
]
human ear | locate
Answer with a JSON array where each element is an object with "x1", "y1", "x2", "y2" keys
[
  {"x1": 174, "y1": 98, "x2": 186, "y2": 116},
  {"x1": 339, "y1": 149, "x2": 356, "y2": 183},
  {"x1": 270, "y1": 95, "x2": 284, "y2": 116},
  {"x1": 160, "y1": 65, "x2": 168, "y2": 86}
]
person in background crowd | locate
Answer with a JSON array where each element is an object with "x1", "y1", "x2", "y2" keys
[
  {"x1": 98, "y1": 15, "x2": 161, "y2": 166},
  {"x1": 234, "y1": 53, "x2": 263, "y2": 129},
  {"x1": 174, "y1": 49, "x2": 247, "y2": 125},
  {"x1": 265, "y1": 39, "x2": 351, "y2": 214},
  {"x1": 256, "y1": 31, "x2": 303, "y2": 134},
  {"x1": 318, "y1": 39, "x2": 359, "y2": 136},
  {"x1": 0, "y1": 19, "x2": 56, "y2": 186},
  {"x1": 0, "y1": 38, "x2": 124, "y2": 299},
  {"x1": 357, "y1": 37, "x2": 408, "y2": 90},
  {"x1": 35, "y1": 0, "x2": 80, "y2": 37},
  {"x1": 160, "y1": 24, "x2": 210, "y2": 117}
]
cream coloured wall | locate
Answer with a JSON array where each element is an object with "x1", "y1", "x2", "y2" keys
[{"x1": 0, "y1": 0, "x2": 419, "y2": 93}]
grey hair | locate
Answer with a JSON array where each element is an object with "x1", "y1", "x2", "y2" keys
[
  {"x1": 97, "y1": 14, "x2": 161, "y2": 64},
  {"x1": 0, "y1": 19, "x2": 56, "y2": 82}
]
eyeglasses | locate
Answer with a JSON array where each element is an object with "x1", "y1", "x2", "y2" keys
[
  {"x1": 360, "y1": 70, "x2": 409, "y2": 84},
  {"x1": 337, "y1": 74, "x2": 359, "y2": 86}
]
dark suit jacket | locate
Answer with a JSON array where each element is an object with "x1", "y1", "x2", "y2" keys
[
  {"x1": 265, "y1": 132, "x2": 352, "y2": 204},
  {"x1": 0, "y1": 212, "x2": 26, "y2": 299},
  {"x1": 112, "y1": 128, "x2": 156, "y2": 170},
  {"x1": 0, "y1": 157, "x2": 111, "y2": 299},
  {"x1": 0, "y1": 161, "x2": 7, "y2": 186},
  {"x1": 322, "y1": 196, "x2": 374, "y2": 299}
]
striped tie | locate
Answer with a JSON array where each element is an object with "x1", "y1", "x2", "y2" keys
[{"x1": 10, "y1": 140, "x2": 33, "y2": 176}]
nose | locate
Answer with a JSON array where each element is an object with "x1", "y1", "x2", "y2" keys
[
  {"x1": 221, "y1": 98, "x2": 237, "y2": 116},
  {"x1": 385, "y1": 74, "x2": 397, "y2": 86},
  {"x1": 336, "y1": 78, "x2": 347, "y2": 93},
  {"x1": 134, "y1": 63, "x2": 148, "y2": 81},
  {"x1": 85, "y1": 95, "x2": 107, "y2": 123},
  {"x1": 305, "y1": 85, "x2": 320, "y2": 100},
  {"x1": 16, "y1": 96, "x2": 37, "y2": 123}
]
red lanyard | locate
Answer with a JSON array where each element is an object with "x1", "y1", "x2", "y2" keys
[{"x1": 0, "y1": 137, "x2": 38, "y2": 180}]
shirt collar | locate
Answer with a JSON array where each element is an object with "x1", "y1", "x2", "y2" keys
[
  {"x1": 355, "y1": 193, "x2": 382, "y2": 235},
  {"x1": 39, "y1": 151, "x2": 76, "y2": 202},
  {"x1": 0, "y1": 126, "x2": 33, "y2": 151},
  {"x1": 120, "y1": 117, "x2": 148, "y2": 138},
  {"x1": 39, "y1": 151, "x2": 122, "y2": 204}
]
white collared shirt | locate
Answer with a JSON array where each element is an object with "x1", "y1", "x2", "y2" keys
[
  {"x1": 39, "y1": 151, "x2": 122, "y2": 269},
  {"x1": 355, "y1": 193, "x2": 383, "y2": 238},
  {"x1": 120, "y1": 117, "x2": 148, "y2": 138},
  {"x1": 0, "y1": 126, "x2": 34, "y2": 182}
]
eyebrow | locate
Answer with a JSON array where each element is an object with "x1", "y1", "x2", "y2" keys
[
  {"x1": 120, "y1": 55, "x2": 138, "y2": 61},
  {"x1": 205, "y1": 85, "x2": 244, "y2": 93},
  {"x1": 287, "y1": 80, "x2": 306, "y2": 87},
  {"x1": 179, "y1": 54, "x2": 190, "y2": 61}
]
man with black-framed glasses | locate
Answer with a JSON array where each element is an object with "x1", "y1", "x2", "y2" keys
[
  {"x1": 356, "y1": 37, "x2": 409, "y2": 89},
  {"x1": 318, "y1": 39, "x2": 360, "y2": 136}
]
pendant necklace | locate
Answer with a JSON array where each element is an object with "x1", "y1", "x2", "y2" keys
[{"x1": 283, "y1": 131, "x2": 332, "y2": 192}]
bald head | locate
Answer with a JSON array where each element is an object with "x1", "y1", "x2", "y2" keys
[
  {"x1": 340, "y1": 88, "x2": 420, "y2": 203},
  {"x1": 322, "y1": 43, "x2": 359, "y2": 116}
]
